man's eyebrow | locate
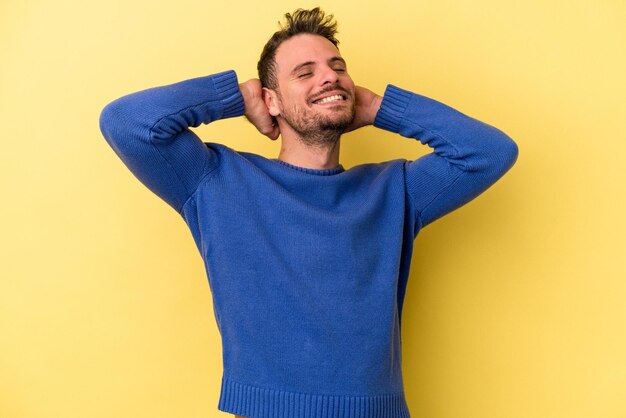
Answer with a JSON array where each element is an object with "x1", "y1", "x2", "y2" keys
[
  {"x1": 329, "y1": 56, "x2": 346, "y2": 66},
  {"x1": 291, "y1": 61, "x2": 315, "y2": 76}
]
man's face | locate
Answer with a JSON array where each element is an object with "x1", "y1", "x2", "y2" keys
[{"x1": 265, "y1": 34, "x2": 356, "y2": 144}]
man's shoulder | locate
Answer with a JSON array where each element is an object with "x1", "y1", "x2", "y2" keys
[
  {"x1": 203, "y1": 141, "x2": 236, "y2": 153},
  {"x1": 202, "y1": 141, "x2": 271, "y2": 169},
  {"x1": 202, "y1": 141, "x2": 260, "y2": 160},
  {"x1": 346, "y1": 158, "x2": 407, "y2": 174}
]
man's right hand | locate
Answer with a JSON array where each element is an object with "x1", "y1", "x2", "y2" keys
[{"x1": 239, "y1": 79, "x2": 280, "y2": 140}]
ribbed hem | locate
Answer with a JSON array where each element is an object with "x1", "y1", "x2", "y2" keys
[
  {"x1": 373, "y1": 85, "x2": 413, "y2": 134},
  {"x1": 217, "y1": 377, "x2": 411, "y2": 418},
  {"x1": 212, "y1": 70, "x2": 246, "y2": 119}
]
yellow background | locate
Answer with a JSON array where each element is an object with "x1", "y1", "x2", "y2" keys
[{"x1": 1, "y1": 0, "x2": 625, "y2": 417}]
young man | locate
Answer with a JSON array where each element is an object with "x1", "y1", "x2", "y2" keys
[{"x1": 99, "y1": 8, "x2": 518, "y2": 418}]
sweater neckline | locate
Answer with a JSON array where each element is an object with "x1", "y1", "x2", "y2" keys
[{"x1": 270, "y1": 158, "x2": 345, "y2": 176}]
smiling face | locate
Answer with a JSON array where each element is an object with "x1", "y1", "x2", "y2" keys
[{"x1": 263, "y1": 33, "x2": 356, "y2": 146}]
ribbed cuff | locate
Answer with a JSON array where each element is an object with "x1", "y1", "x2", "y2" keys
[
  {"x1": 217, "y1": 377, "x2": 410, "y2": 418},
  {"x1": 212, "y1": 70, "x2": 246, "y2": 119},
  {"x1": 373, "y1": 85, "x2": 414, "y2": 134}
]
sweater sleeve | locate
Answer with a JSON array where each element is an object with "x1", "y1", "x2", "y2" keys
[
  {"x1": 98, "y1": 70, "x2": 245, "y2": 214},
  {"x1": 374, "y1": 85, "x2": 519, "y2": 231}
]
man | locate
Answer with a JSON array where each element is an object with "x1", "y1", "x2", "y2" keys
[{"x1": 99, "y1": 8, "x2": 518, "y2": 418}]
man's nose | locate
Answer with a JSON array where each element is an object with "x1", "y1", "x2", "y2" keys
[{"x1": 319, "y1": 65, "x2": 340, "y2": 85}]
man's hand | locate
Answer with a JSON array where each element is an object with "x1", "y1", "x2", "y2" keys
[
  {"x1": 343, "y1": 86, "x2": 383, "y2": 134},
  {"x1": 239, "y1": 79, "x2": 280, "y2": 140}
]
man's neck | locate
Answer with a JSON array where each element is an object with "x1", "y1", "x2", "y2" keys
[
  {"x1": 276, "y1": 124, "x2": 342, "y2": 170},
  {"x1": 277, "y1": 139, "x2": 341, "y2": 170}
]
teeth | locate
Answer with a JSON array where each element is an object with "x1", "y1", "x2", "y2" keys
[{"x1": 316, "y1": 95, "x2": 344, "y2": 104}]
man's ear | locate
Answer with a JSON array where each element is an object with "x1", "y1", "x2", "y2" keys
[{"x1": 262, "y1": 87, "x2": 281, "y2": 117}]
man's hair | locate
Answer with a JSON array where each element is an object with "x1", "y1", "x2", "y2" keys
[{"x1": 257, "y1": 7, "x2": 339, "y2": 90}]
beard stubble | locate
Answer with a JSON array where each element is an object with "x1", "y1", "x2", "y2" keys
[{"x1": 279, "y1": 94, "x2": 356, "y2": 149}]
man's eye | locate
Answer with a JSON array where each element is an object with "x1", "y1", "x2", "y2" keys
[{"x1": 298, "y1": 72, "x2": 312, "y2": 78}]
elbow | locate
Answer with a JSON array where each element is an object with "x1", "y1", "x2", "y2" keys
[
  {"x1": 498, "y1": 132, "x2": 519, "y2": 173},
  {"x1": 99, "y1": 101, "x2": 115, "y2": 139},
  {"x1": 99, "y1": 98, "x2": 126, "y2": 142},
  {"x1": 462, "y1": 128, "x2": 519, "y2": 177},
  {"x1": 482, "y1": 130, "x2": 518, "y2": 181},
  {"x1": 99, "y1": 95, "x2": 148, "y2": 146}
]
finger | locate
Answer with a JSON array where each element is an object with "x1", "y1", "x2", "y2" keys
[
  {"x1": 268, "y1": 125, "x2": 280, "y2": 140},
  {"x1": 257, "y1": 120, "x2": 276, "y2": 138}
]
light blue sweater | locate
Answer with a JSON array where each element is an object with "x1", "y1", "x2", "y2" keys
[{"x1": 99, "y1": 69, "x2": 518, "y2": 418}]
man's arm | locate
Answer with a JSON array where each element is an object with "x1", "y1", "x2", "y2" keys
[
  {"x1": 377, "y1": 85, "x2": 519, "y2": 230},
  {"x1": 99, "y1": 70, "x2": 246, "y2": 213},
  {"x1": 350, "y1": 84, "x2": 518, "y2": 231}
]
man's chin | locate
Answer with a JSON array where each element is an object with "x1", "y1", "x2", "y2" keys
[
  {"x1": 319, "y1": 103, "x2": 353, "y2": 120},
  {"x1": 280, "y1": 105, "x2": 355, "y2": 140},
  {"x1": 319, "y1": 118, "x2": 353, "y2": 133},
  {"x1": 319, "y1": 113, "x2": 355, "y2": 132}
]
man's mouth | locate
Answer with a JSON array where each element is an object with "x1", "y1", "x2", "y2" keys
[
  {"x1": 314, "y1": 94, "x2": 345, "y2": 105},
  {"x1": 311, "y1": 92, "x2": 348, "y2": 105}
]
